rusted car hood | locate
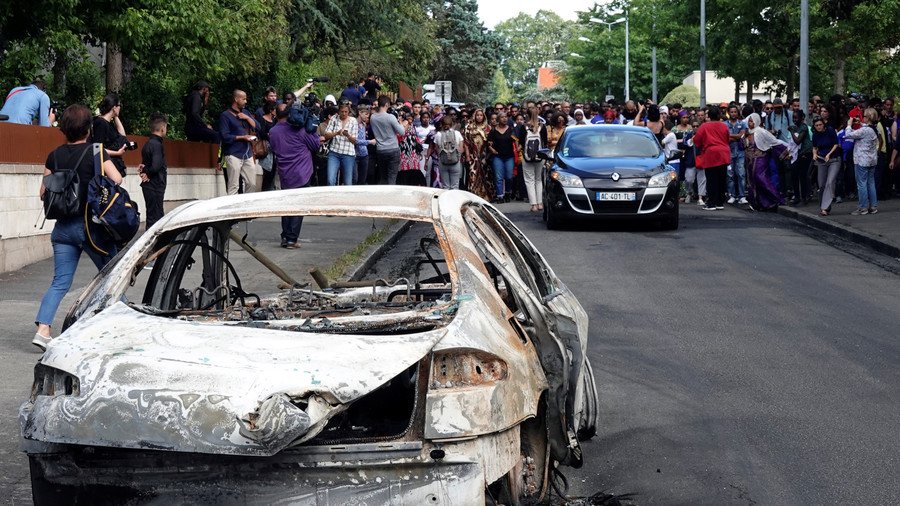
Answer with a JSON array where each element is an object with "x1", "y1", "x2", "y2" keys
[{"x1": 20, "y1": 302, "x2": 445, "y2": 456}]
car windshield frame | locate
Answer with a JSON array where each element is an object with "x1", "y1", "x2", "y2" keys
[{"x1": 558, "y1": 129, "x2": 662, "y2": 159}]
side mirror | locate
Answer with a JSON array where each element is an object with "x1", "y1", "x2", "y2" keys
[{"x1": 536, "y1": 148, "x2": 551, "y2": 160}]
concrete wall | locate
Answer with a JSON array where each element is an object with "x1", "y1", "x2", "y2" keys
[
  {"x1": 0, "y1": 164, "x2": 226, "y2": 273},
  {"x1": 0, "y1": 122, "x2": 226, "y2": 274}
]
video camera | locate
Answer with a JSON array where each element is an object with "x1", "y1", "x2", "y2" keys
[{"x1": 123, "y1": 140, "x2": 139, "y2": 151}]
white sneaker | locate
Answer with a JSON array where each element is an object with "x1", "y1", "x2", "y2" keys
[
  {"x1": 684, "y1": 195, "x2": 691, "y2": 204},
  {"x1": 696, "y1": 198, "x2": 706, "y2": 206},
  {"x1": 727, "y1": 196, "x2": 736, "y2": 204},
  {"x1": 737, "y1": 197, "x2": 748, "y2": 205},
  {"x1": 32, "y1": 333, "x2": 51, "y2": 351}
]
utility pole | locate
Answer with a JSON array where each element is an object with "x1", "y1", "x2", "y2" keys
[
  {"x1": 699, "y1": 0, "x2": 706, "y2": 107},
  {"x1": 800, "y1": 0, "x2": 809, "y2": 115},
  {"x1": 652, "y1": 20, "x2": 657, "y2": 103},
  {"x1": 625, "y1": 11, "x2": 630, "y2": 102}
]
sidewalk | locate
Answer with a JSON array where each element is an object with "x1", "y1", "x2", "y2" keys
[{"x1": 777, "y1": 196, "x2": 900, "y2": 259}]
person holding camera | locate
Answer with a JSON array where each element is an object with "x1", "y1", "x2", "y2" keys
[
  {"x1": 139, "y1": 113, "x2": 169, "y2": 230},
  {"x1": 371, "y1": 95, "x2": 406, "y2": 184},
  {"x1": 33, "y1": 105, "x2": 123, "y2": 350},
  {"x1": 92, "y1": 93, "x2": 132, "y2": 177}
]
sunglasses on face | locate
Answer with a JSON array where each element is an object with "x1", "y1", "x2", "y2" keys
[{"x1": 765, "y1": 107, "x2": 773, "y2": 111}]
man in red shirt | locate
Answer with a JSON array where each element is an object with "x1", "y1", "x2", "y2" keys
[{"x1": 693, "y1": 106, "x2": 732, "y2": 210}]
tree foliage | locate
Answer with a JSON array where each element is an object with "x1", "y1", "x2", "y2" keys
[
  {"x1": 521, "y1": 0, "x2": 900, "y2": 103},
  {"x1": 494, "y1": 10, "x2": 583, "y2": 94},
  {"x1": 0, "y1": 0, "x2": 490, "y2": 135},
  {"x1": 426, "y1": 0, "x2": 502, "y2": 102}
]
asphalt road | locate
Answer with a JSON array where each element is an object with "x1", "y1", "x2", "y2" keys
[
  {"x1": 497, "y1": 202, "x2": 899, "y2": 505},
  {"x1": 1, "y1": 202, "x2": 897, "y2": 505}
]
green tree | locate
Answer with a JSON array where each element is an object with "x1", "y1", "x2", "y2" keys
[
  {"x1": 494, "y1": 11, "x2": 583, "y2": 94},
  {"x1": 490, "y1": 68, "x2": 514, "y2": 104},
  {"x1": 661, "y1": 84, "x2": 701, "y2": 107},
  {"x1": 427, "y1": 0, "x2": 502, "y2": 102}
]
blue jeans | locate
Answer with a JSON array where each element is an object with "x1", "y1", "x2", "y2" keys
[
  {"x1": 727, "y1": 152, "x2": 746, "y2": 198},
  {"x1": 35, "y1": 217, "x2": 115, "y2": 326},
  {"x1": 492, "y1": 156, "x2": 515, "y2": 197},
  {"x1": 854, "y1": 164, "x2": 878, "y2": 210},
  {"x1": 327, "y1": 152, "x2": 355, "y2": 186}
]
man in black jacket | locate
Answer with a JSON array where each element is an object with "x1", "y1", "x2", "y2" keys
[
  {"x1": 183, "y1": 81, "x2": 219, "y2": 143},
  {"x1": 139, "y1": 113, "x2": 168, "y2": 230}
]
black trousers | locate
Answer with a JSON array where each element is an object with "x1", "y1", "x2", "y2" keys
[
  {"x1": 703, "y1": 165, "x2": 728, "y2": 207},
  {"x1": 185, "y1": 123, "x2": 220, "y2": 144},
  {"x1": 141, "y1": 186, "x2": 165, "y2": 230},
  {"x1": 791, "y1": 154, "x2": 812, "y2": 201}
]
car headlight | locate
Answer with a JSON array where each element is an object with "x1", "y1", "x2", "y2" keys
[
  {"x1": 551, "y1": 170, "x2": 584, "y2": 188},
  {"x1": 648, "y1": 169, "x2": 677, "y2": 188}
]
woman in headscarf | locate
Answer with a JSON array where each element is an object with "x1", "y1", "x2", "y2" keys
[
  {"x1": 464, "y1": 108, "x2": 494, "y2": 200},
  {"x1": 744, "y1": 112, "x2": 788, "y2": 211},
  {"x1": 573, "y1": 109, "x2": 588, "y2": 125}
]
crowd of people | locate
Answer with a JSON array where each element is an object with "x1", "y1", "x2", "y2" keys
[
  {"x1": 4, "y1": 73, "x2": 899, "y2": 349},
  {"x1": 178, "y1": 78, "x2": 900, "y2": 219}
]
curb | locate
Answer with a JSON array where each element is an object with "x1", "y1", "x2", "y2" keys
[
  {"x1": 347, "y1": 219, "x2": 414, "y2": 281},
  {"x1": 777, "y1": 206, "x2": 900, "y2": 259}
]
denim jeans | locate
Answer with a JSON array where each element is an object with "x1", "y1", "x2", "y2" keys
[
  {"x1": 492, "y1": 156, "x2": 515, "y2": 197},
  {"x1": 327, "y1": 152, "x2": 355, "y2": 186},
  {"x1": 854, "y1": 164, "x2": 878, "y2": 210},
  {"x1": 35, "y1": 217, "x2": 115, "y2": 326},
  {"x1": 727, "y1": 152, "x2": 746, "y2": 198}
]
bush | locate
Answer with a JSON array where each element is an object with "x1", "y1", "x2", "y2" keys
[{"x1": 661, "y1": 84, "x2": 701, "y2": 108}]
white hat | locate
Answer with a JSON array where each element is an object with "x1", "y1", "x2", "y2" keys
[
  {"x1": 659, "y1": 105, "x2": 669, "y2": 115},
  {"x1": 324, "y1": 94, "x2": 336, "y2": 105}
]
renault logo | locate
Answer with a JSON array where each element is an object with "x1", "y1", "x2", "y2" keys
[{"x1": 611, "y1": 172, "x2": 620, "y2": 181}]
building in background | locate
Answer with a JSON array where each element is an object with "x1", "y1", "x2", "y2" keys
[
  {"x1": 537, "y1": 61, "x2": 566, "y2": 90},
  {"x1": 682, "y1": 71, "x2": 776, "y2": 103}
]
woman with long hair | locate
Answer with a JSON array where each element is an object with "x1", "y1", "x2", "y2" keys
[
  {"x1": 464, "y1": 108, "x2": 494, "y2": 200},
  {"x1": 518, "y1": 106, "x2": 548, "y2": 211},
  {"x1": 487, "y1": 111, "x2": 516, "y2": 203},
  {"x1": 547, "y1": 112, "x2": 567, "y2": 154}
]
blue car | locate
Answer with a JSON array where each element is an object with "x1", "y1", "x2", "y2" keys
[{"x1": 542, "y1": 125, "x2": 679, "y2": 230}]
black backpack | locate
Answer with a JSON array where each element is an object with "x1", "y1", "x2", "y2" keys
[{"x1": 42, "y1": 145, "x2": 91, "y2": 220}]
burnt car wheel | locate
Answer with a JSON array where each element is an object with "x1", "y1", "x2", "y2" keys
[{"x1": 494, "y1": 408, "x2": 549, "y2": 505}]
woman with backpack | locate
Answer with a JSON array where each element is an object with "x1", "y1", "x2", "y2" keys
[
  {"x1": 33, "y1": 104, "x2": 123, "y2": 351},
  {"x1": 432, "y1": 116, "x2": 466, "y2": 189},
  {"x1": 517, "y1": 106, "x2": 548, "y2": 212}
]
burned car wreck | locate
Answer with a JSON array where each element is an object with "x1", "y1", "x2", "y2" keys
[{"x1": 20, "y1": 187, "x2": 600, "y2": 505}]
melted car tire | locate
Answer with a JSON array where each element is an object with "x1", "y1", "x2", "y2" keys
[{"x1": 497, "y1": 408, "x2": 550, "y2": 505}]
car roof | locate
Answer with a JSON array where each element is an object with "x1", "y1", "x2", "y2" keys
[
  {"x1": 564, "y1": 124, "x2": 653, "y2": 134},
  {"x1": 156, "y1": 186, "x2": 463, "y2": 233}
]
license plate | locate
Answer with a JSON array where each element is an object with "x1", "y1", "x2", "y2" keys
[{"x1": 596, "y1": 192, "x2": 636, "y2": 201}]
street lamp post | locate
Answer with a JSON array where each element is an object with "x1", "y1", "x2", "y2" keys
[
  {"x1": 588, "y1": 16, "x2": 627, "y2": 99},
  {"x1": 700, "y1": 0, "x2": 706, "y2": 107}
]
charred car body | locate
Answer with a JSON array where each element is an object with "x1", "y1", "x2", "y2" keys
[{"x1": 20, "y1": 187, "x2": 600, "y2": 504}]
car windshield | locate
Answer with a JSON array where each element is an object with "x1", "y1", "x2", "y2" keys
[{"x1": 559, "y1": 129, "x2": 661, "y2": 158}]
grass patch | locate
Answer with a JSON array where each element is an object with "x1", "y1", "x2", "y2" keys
[{"x1": 323, "y1": 219, "x2": 399, "y2": 281}]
